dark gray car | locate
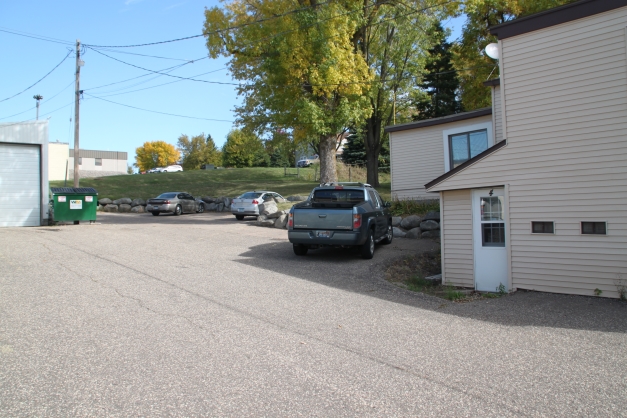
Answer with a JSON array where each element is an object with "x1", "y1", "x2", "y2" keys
[{"x1": 146, "y1": 192, "x2": 205, "y2": 216}]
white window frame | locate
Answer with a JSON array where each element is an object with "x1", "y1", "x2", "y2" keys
[
  {"x1": 530, "y1": 220, "x2": 556, "y2": 234},
  {"x1": 442, "y1": 121, "x2": 493, "y2": 172}
]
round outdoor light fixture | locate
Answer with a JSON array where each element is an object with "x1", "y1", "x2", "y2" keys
[{"x1": 485, "y1": 43, "x2": 499, "y2": 59}]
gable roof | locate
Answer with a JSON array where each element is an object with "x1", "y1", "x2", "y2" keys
[
  {"x1": 490, "y1": 0, "x2": 627, "y2": 40},
  {"x1": 384, "y1": 108, "x2": 491, "y2": 133},
  {"x1": 424, "y1": 140, "x2": 507, "y2": 191}
]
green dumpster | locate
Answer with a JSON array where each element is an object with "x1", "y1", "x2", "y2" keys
[{"x1": 50, "y1": 187, "x2": 98, "y2": 224}]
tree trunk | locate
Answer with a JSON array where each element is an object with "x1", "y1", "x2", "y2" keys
[
  {"x1": 364, "y1": 116, "x2": 382, "y2": 187},
  {"x1": 318, "y1": 134, "x2": 338, "y2": 184}
]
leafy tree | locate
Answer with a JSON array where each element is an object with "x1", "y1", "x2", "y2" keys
[
  {"x1": 204, "y1": 0, "x2": 374, "y2": 183},
  {"x1": 413, "y1": 22, "x2": 462, "y2": 120},
  {"x1": 221, "y1": 129, "x2": 265, "y2": 168},
  {"x1": 177, "y1": 133, "x2": 222, "y2": 170},
  {"x1": 134, "y1": 141, "x2": 180, "y2": 172},
  {"x1": 453, "y1": 0, "x2": 577, "y2": 109}
]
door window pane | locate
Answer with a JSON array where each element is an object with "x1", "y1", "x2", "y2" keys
[
  {"x1": 481, "y1": 197, "x2": 503, "y2": 221},
  {"x1": 482, "y1": 223, "x2": 505, "y2": 247}
]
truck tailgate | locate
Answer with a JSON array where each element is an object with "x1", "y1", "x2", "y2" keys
[{"x1": 293, "y1": 208, "x2": 353, "y2": 230}]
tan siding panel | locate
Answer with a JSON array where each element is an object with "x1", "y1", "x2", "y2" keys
[{"x1": 442, "y1": 190, "x2": 473, "y2": 288}]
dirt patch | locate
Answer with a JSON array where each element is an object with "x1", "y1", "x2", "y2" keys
[{"x1": 385, "y1": 251, "x2": 505, "y2": 302}]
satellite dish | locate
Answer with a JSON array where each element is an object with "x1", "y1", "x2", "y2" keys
[{"x1": 485, "y1": 43, "x2": 499, "y2": 60}]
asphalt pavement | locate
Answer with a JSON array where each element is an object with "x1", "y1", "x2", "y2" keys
[{"x1": 1, "y1": 212, "x2": 626, "y2": 417}]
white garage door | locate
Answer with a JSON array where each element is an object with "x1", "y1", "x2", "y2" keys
[{"x1": 0, "y1": 143, "x2": 41, "y2": 227}]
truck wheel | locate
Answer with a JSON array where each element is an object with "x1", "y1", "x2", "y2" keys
[
  {"x1": 360, "y1": 229, "x2": 375, "y2": 259},
  {"x1": 293, "y1": 244, "x2": 308, "y2": 256},
  {"x1": 381, "y1": 223, "x2": 393, "y2": 245}
]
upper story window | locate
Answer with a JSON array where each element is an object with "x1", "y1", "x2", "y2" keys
[{"x1": 449, "y1": 129, "x2": 488, "y2": 168}]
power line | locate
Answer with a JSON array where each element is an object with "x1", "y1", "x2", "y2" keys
[
  {"x1": 87, "y1": 47, "x2": 240, "y2": 85},
  {"x1": 0, "y1": 27, "x2": 74, "y2": 46},
  {"x1": 0, "y1": 79, "x2": 75, "y2": 121},
  {"x1": 0, "y1": 49, "x2": 73, "y2": 103},
  {"x1": 87, "y1": 47, "x2": 199, "y2": 61},
  {"x1": 84, "y1": 93, "x2": 234, "y2": 122}
]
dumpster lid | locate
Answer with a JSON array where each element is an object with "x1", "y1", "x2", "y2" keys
[{"x1": 51, "y1": 187, "x2": 98, "y2": 194}]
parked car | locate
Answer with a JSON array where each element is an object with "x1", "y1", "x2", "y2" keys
[
  {"x1": 146, "y1": 192, "x2": 205, "y2": 216},
  {"x1": 147, "y1": 167, "x2": 162, "y2": 173},
  {"x1": 231, "y1": 191, "x2": 285, "y2": 220},
  {"x1": 287, "y1": 182, "x2": 392, "y2": 259},
  {"x1": 296, "y1": 159, "x2": 311, "y2": 168},
  {"x1": 160, "y1": 165, "x2": 183, "y2": 172}
]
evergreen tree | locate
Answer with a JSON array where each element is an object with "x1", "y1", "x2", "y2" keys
[
  {"x1": 341, "y1": 134, "x2": 367, "y2": 166},
  {"x1": 414, "y1": 23, "x2": 462, "y2": 120}
]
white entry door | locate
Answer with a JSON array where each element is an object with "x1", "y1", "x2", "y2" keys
[{"x1": 472, "y1": 188, "x2": 508, "y2": 292}]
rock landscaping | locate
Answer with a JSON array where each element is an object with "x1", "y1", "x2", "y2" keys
[{"x1": 96, "y1": 196, "x2": 441, "y2": 238}]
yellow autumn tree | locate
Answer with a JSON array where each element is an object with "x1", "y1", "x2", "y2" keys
[{"x1": 134, "y1": 141, "x2": 180, "y2": 172}]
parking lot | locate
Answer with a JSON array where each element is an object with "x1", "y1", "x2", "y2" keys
[{"x1": 1, "y1": 212, "x2": 626, "y2": 416}]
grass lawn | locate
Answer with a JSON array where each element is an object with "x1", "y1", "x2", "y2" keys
[{"x1": 51, "y1": 167, "x2": 393, "y2": 202}]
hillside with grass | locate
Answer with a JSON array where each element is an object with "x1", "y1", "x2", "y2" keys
[{"x1": 51, "y1": 166, "x2": 439, "y2": 216}]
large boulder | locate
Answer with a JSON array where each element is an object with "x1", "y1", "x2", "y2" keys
[
  {"x1": 113, "y1": 198, "x2": 132, "y2": 205},
  {"x1": 393, "y1": 227, "x2": 406, "y2": 238},
  {"x1": 257, "y1": 214, "x2": 268, "y2": 221},
  {"x1": 118, "y1": 204, "x2": 132, "y2": 213},
  {"x1": 287, "y1": 195, "x2": 307, "y2": 202},
  {"x1": 98, "y1": 198, "x2": 112, "y2": 205},
  {"x1": 267, "y1": 209, "x2": 285, "y2": 219},
  {"x1": 421, "y1": 230, "x2": 440, "y2": 239},
  {"x1": 131, "y1": 198, "x2": 145, "y2": 207},
  {"x1": 420, "y1": 220, "x2": 440, "y2": 231},
  {"x1": 400, "y1": 215, "x2": 422, "y2": 230},
  {"x1": 201, "y1": 196, "x2": 216, "y2": 204},
  {"x1": 256, "y1": 219, "x2": 276, "y2": 227},
  {"x1": 206, "y1": 203, "x2": 217, "y2": 211},
  {"x1": 217, "y1": 203, "x2": 225, "y2": 212},
  {"x1": 423, "y1": 211, "x2": 440, "y2": 222},
  {"x1": 259, "y1": 201, "x2": 278, "y2": 216},
  {"x1": 130, "y1": 205, "x2": 145, "y2": 213},
  {"x1": 391, "y1": 217, "x2": 402, "y2": 227},
  {"x1": 103, "y1": 204, "x2": 118, "y2": 213},
  {"x1": 405, "y1": 227, "x2": 422, "y2": 239},
  {"x1": 97, "y1": 205, "x2": 105, "y2": 212},
  {"x1": 275, "y1": 213, "x2": 288, "y2": 229},
  {"x1": 223, "y1": 197, "x2": 232, "y2": 208}
]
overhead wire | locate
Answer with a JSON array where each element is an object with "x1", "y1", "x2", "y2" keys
[
  {"x1": 0, "y1": 79, "x2": 75, "y2": 121},
  {"x1": 0, "y1": 27, "x2": 75, "y2": 46},
  {"x1": 84, "y1": 93, "x2": 234, "y2": 122},
  {"x1": 0, "y1": 49, "x2": 73, "y2": 103}
]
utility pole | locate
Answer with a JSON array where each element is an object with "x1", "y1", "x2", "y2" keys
[
  {"x1": 73, "y1": 39, "x2": 83, "y2": 188},
  {"x1": 33, "y1": 95, "x2": 43, "y2": 120}
]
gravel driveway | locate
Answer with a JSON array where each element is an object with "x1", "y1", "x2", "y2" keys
[{"x1": 1, "y1": 212, "x2": 626, "y2": 417}]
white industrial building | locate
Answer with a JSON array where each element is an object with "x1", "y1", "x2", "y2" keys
[{"x1": 0, "y1": 121, "x2": 50, "y2": 227}]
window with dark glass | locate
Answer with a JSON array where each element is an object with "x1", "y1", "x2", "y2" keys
[
  {"x1": 532, "y1": 221, "x2": 554, "y2": 234},
  {"x1": 95, "y1": 158, "x2": 102, "y2": 166},
  {"x1": 449, "y1": 129, "x2": 488, "y2": 168},
  {"x1": 581, "y1": 222, "x2": 606, "y2": 235},
  {"x1": 480, "y1": 196, "x2": 505, "y2": 247}
]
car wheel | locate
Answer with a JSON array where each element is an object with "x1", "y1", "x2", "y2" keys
[
  {"x1": 174, "y1": 205, "x2": 182, "y2": 216},
  {"x1": 151, "y1": 212, "x2": 159, "y2": 216},
  {"x1": 381, "y1": 223, "x2": 393, "y2": 245},
  {"x1": 360, "y1": 229, "x2": 375, "y2": 259},
  {"x1": 197, "y1": 204, "x2": 205, "y2": 213},
  {"x1": 293, "y1": 244, "x2": 308, "y2": 256},
  {"x1": 235, "y1": 215, "x2": 244, "y2": 220}
]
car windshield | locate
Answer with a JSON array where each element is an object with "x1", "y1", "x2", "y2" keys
[
  {"x1": 312, "y1": 189, "x2": 364, "y2": 203},
  {"x1": 157, "y1": 193, "x2": 177, "y2": 199},
  {"x1": 239, "y1": 192, "x2": 262, "y2": 199}
]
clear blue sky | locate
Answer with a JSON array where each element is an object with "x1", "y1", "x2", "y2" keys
[{"x1": 0, "y1": 1, "x2": 464, "y2": 170}]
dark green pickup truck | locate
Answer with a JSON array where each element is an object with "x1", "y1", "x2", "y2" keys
[{"x1": 287, "y1": 182, "x2": 393, "y2": 259}]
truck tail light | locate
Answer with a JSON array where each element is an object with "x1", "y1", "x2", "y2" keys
[
  {"x1": 288, "y1": 213, "x2": 294, "y2": 229},
  {"x1": 353, "y1": 214, "x2": 362, "y2": 230}
]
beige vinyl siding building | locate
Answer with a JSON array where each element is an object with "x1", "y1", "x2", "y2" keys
[
  {"x1": 48, "y1": 142, "x2": 70, "y2": 181},
  {"x1": 387, "y1": 109, "x2": 493, "y2": 199},
  {"x1": 425, "y1": 0, "x2": 627, "y2": 298},
  {"x1": 441, "y1": 190, "x2": 474, "y2": 288},
  {"x1": 68, "y1": 149, "x2": 128, "y2": 178}
]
